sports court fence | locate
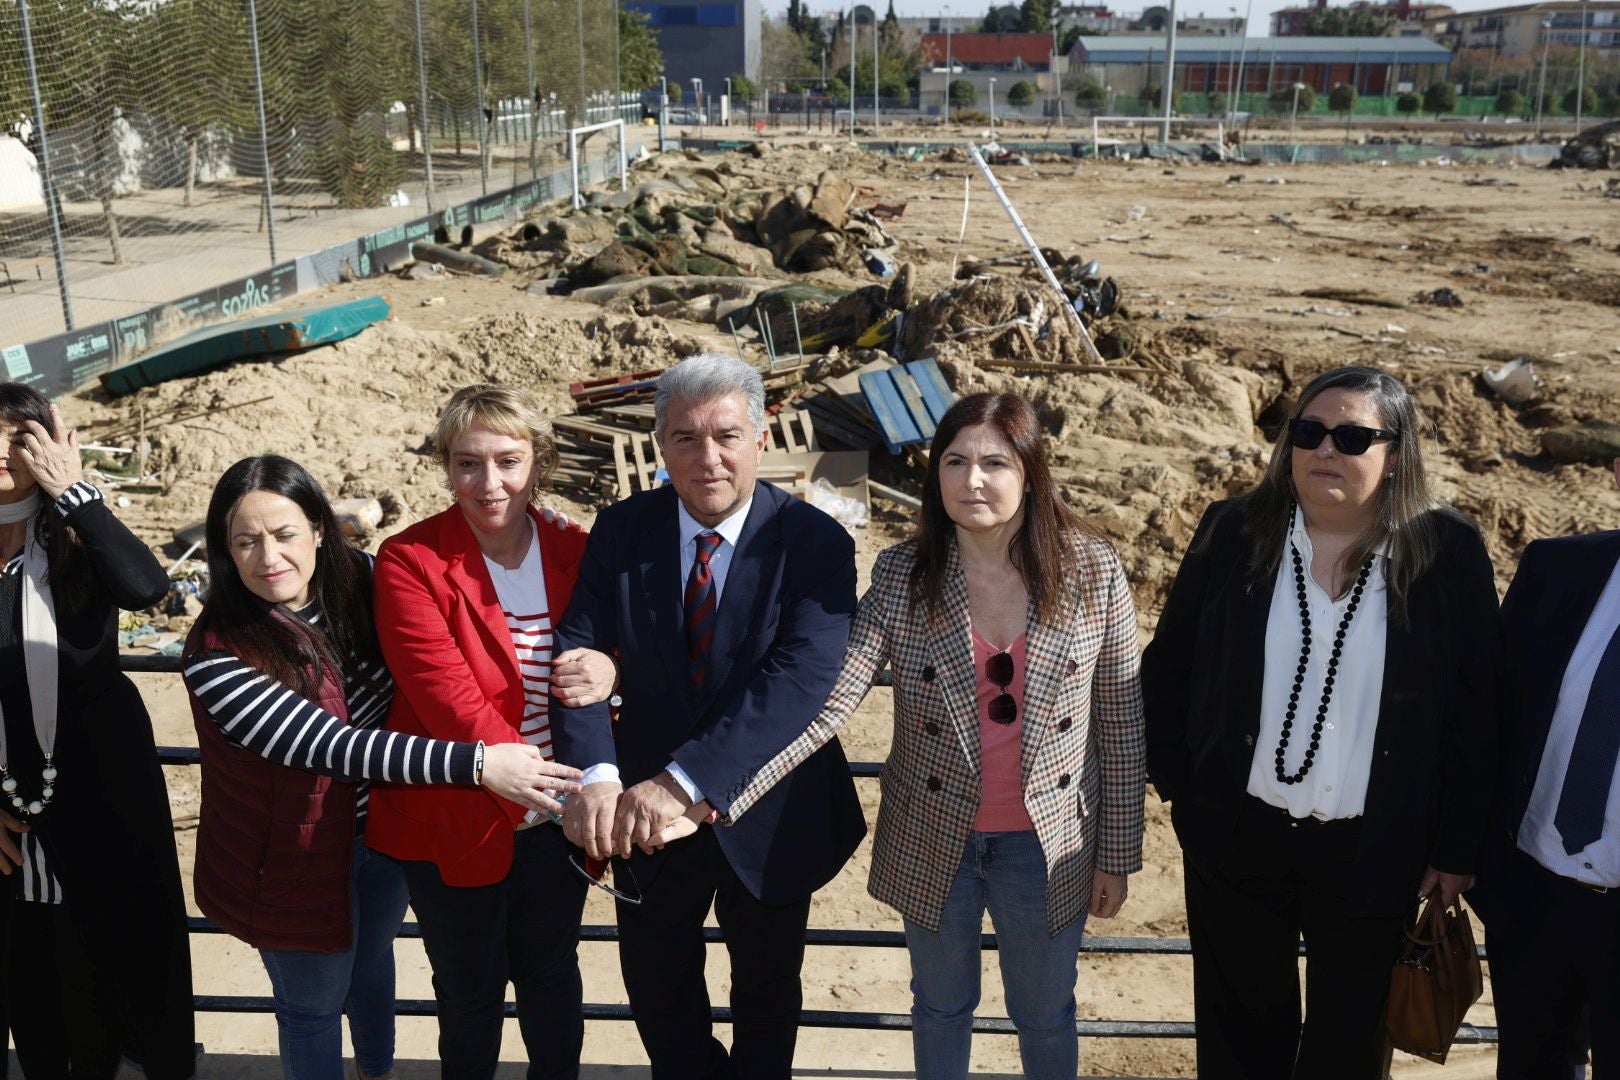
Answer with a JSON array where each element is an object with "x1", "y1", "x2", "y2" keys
[{"x1": 0, "y1": 0, "x2": 641, "y2": 349}]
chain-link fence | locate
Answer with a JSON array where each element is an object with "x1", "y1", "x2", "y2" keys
[{"x1": 0, "y1": 0, "x2": 639, "y2": 354}]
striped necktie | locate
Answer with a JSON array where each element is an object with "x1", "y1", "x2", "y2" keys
[{"x1": 684, "y1": 532, "x2": 723, "y2": 694}]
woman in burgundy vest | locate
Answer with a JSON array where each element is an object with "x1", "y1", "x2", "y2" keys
[{"x1": 184, "y1": 455, "x2": 579, "y2": 1080}]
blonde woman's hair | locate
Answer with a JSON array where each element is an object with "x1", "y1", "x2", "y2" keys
[{"x1": 432, "y1": 384, "x2": 558, "y2": 502}]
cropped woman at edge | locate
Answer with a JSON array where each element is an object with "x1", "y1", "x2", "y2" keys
[
  {"x1": 1141, "y1": 365, "x2": 1500, "y2": 1079},
  {"x1": 0, "y1": 383, "x2": 194, "y2": 1079},
  {"x1": 184, "y1": 454, "x2": 578, "y2": 1080},
  {"x1": 366, "y1": 384, "x2": 616, "y2": 1079},
  {"x1": 676, "y1": 392, "x2": 1147, "y2": 1080}
]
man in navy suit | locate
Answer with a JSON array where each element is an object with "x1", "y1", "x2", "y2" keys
[
  {"x1": 551, "y1": 352, "x2": 865, "y2": 1079},
  {"x1": 1477, "y1": 458, "x2": 1620, "y2": 1079}
]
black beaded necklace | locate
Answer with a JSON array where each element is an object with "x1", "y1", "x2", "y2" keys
[{"x1": 1274, "y1": 543, "x2": 1375, "y2": 786}]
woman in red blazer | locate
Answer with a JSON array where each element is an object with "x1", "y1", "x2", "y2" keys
[{"x1": 367, "y1": 384, "x2": 615, "y2": 1079}]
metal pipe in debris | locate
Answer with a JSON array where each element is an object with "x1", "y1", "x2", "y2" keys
[
  {"x1": 410, "y1": 242, "x2": 506, "y2": 277},
  {"x1": 965, "y1": 142, "x2": 1104, "y2": 365}
]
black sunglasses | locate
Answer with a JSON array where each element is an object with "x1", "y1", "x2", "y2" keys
[
  {"x1": 1288, "y1": 418, "x2": 1398, "y2": 457},
  {"x1": 985, "y1": 651, "x2": 1017, "y2": 726},
  {"x1": 569, "y1": 853, "x2": 642, "y2": 905}
]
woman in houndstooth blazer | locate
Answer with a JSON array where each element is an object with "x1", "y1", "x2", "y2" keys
[{"x1": 705, "y1": 391, "x2": 1146, "y2": 1080}]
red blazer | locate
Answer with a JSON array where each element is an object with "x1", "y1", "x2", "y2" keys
[{"x1": 365, "y1": 504, "x2": 588, "y2": 886}]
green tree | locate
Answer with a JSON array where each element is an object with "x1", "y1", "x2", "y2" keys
[
  {"x1": 666, "y1": 80, "x2": 683, "y2": 104},
  {"x1": 1059, "y1": 25, "x2": 1084, "y2": 53},
  {"x1": 0, "y1": 0, "x2": 146, "y2": 263},
  {"x1": 950, "y1": 78, "x2": 978, "y2": 106},
  {"x1": 1139, "y1": 84, "x2": 1178, "y2": 110},
  {"x1": 1072, "y1": 75, "x2": 1107, "y2": 110},
  {"x1": 1396, "y1": 91, "x2": 1421, "y2": 114},
  {"x1": 139, "y1": 0, "x2": 254, "y2": 209},
  {"x1": 1007, "y1": 79, "x2": 1037, "y2": 106},
  {"x1": 1423, "y1": 82, "x2": 1456, "y2": 118},
  {"x1": 1602, "y1": 93, "x2": 1620, "y2": 118},
  {"x1": 1307, "y1": 7, "x2": 1396, "y2": 36},
  {"x1": 619, "y1": 8, "x2": 664, "y2": 94},
  {"x1": 1019, "y1": 0, "x2": 1057, "y2": 33},
  {"x1": 1329, "y1": 81, "x2": 1358, "y2": 137},
  {"x1": 1270, "y1": 84, "x2": 1316, "y2": 112},
  {"x1": 1495, "y1": 88, "x2": 1525, "y2": 115},
  {"x1": 729, "y1": 74, "x2": 759, "y2": 103},
  {"x1": 982, "y1": 4, "x2": 1005, "y2": 31},
  {"x1": 1562, "y1": 85, "x2": 1598, "y2": 115}
]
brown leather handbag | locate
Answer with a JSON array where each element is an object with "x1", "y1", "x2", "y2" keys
[{"x1": 1385, "y1": 893, "x2": 1484, "y2": 1064}]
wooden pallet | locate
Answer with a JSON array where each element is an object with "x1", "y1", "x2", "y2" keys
[{"x1": 857, "y1": 358, "x2": 955, "y2": 454}]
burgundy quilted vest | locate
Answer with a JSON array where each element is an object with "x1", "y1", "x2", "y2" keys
[{"x1": 186, "y1": 616, "x2": 356, "y2": 952}]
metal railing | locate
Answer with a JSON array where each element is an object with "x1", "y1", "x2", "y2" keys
[{"x1": 124, "y1": 653, "x2": 1500, "y2": 1044}]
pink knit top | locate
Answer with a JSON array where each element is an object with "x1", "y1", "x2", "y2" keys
[{"x1": 971, "y1": 628, "x2": 1034, "y2": 833}]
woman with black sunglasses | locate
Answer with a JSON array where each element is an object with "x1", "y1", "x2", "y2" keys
[
  {"x1": 1140, "y1": 365, "x2": 1500, "y2": 1079},
  {"x1": 670, "y1": 391, "x2": 1146, "y2": 1079}
]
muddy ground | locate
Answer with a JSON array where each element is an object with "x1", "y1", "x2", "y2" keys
[{"x1": 59, "y1": 138, "x2": 1620, "y2": 1076}]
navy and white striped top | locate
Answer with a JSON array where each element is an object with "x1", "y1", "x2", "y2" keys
[{"x1": 184, "y1": 558, "x2": 479, "y2": 826}]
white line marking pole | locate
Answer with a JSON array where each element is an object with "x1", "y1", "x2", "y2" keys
[{"x1": 966, "y1": 143, "x2": 1106, "y2": 365}]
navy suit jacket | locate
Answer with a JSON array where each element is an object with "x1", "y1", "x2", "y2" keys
[
  {"x1": 550, "y1": 480, "x2": 867, "y2": 905},
  {"x1": 1473, "y1": 529, "x2": 1620, "y2": 927}
]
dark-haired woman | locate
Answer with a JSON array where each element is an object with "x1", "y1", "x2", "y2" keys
[
  {"x1": 0, "y1": 383, "x2": 193, "y2": 1079},
  {"x1": 1140, "y1": 366, "x2": 1500, "y2": 1080},
  {"x1": 695, "y1": 392, "x2": 1146, "y2": 1080},
  {"x1": 183, "y1": 455, "x2": 580, "y2": 1080}
]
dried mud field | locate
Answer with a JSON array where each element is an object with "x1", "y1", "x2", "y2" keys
[{"x1": 58, "y1": 141, "x2": 1620, "y2": 1076}]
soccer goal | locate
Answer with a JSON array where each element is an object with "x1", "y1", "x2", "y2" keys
[
  {"x1": 567, "y1": 118, "x2": 629, "y2": 210},
  {"x1": 1089, "y1": 116, "x2": 1223, "y2": 159}
]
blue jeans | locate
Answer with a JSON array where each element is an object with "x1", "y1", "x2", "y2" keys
[
  {"x1": 903, "y1": 830, "x2": 1088, "y2": 1080},
  {"x1": 259, "y1": 838, "x2": 411, "y2": 1080}
]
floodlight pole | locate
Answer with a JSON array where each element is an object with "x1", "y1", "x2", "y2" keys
[
  {"x1": 1534, "y1": 18, "x2": 1551, "y2": 139},
  {"x1": 1575, "y1": 0, "x2": 1588, "y2": 133},
  {"x1": 1230, "y1": 0, "x2": 1252, "y2": 127},
  {"x1": 245, "y1": 0, "x2": 278, "y2": 263},
  {"x1": 1160, "y1": 0, "x2": 1179, "y2": 145},
  {"x1": 17, "y1": 0, "x2": 74, "y2": 331}
]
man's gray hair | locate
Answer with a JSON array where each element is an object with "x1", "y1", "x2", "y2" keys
[{"x1": 654, "y1": 352, "x2": 766, "y2": 439}]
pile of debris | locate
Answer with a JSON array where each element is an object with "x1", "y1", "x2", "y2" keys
[
  {"x1": 466, "y1": 164, "x2": 897, "y2": 292},
  {"x1": 1551, "y1": 118, "x2": 1620, "y2": 169}
]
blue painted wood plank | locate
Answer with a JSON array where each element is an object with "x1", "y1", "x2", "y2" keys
[
  {"x1": 904, "y1": 358, "x2": 955, "y2": 425},
  {"x1": 859, "y1": 368, "x2": 923, "y2": 453}
]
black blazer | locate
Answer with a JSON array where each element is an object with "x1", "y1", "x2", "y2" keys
[
  {"x1": 1472, "y1": 529, "x2": 1620, "y2": 926},
  {"x1": 1142, "y1": 498, "x2": 1501, "y2": 914},
  {"x1": 551, "y1": 481, "x2": 867, "y2": 906},
  {"x1": 0, "y1": 494, "x2": 194, "y2": 1077}
]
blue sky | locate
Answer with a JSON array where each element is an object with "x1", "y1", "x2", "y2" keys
[{"x1": 797, "y1": 0, "x2": 1512, "y2": 37}]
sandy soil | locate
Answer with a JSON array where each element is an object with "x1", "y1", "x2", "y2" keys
[{"x1": 50, "y1": 136, "x2": 1620, "y2": 1076}]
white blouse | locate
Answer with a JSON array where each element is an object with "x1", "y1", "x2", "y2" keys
[{"x1": 1247, "y1": 509, "x2": 1389, "y2": 821}]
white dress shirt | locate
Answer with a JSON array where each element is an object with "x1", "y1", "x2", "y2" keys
[
  {"x1": 1518, "y1": 556, "x2": 1620, "y2": 887},
  {"x1": 580, "y1": 497, "x2": 754, "y2": 802},
  {"x1": 1248, "y1": 508, "x2": 1389, "y2": 820}
]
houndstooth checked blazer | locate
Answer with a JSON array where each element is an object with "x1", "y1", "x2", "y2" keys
[{"x1": 723, "y1": 531, "x2": 1146, "y2": 936}]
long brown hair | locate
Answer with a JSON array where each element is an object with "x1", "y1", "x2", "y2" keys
[
  {"x1": 908, "y1": 392, "x2": 1099, "y2": 626},
  {"x1": 195, "y1": 456, "x2": 378, "y2": 696},
  {"x1": 1237, "y1": 365, "x2": 1464, "y2": 621}
]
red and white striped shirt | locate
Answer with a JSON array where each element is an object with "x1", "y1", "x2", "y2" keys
[{"x1": 483, "y1": 525, "x2": 554, "y2": 762}]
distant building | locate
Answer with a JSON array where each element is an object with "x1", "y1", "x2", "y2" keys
[
  {"x1": 918, "y1": 32, "x2": 1069, "y2": 111},
  {"x1": 1271, "y1": 0, "x2": 1454, "y2": 37},
  {"x1": 626, "y1": 0, "x2": 761, "y2": 99},
  {"x1": 1069, "y1": 33, "x2": 1451, "y2": 99},
  {"x1": 1423, "y1": 0, "x2": 1620, "y2": 59}
]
